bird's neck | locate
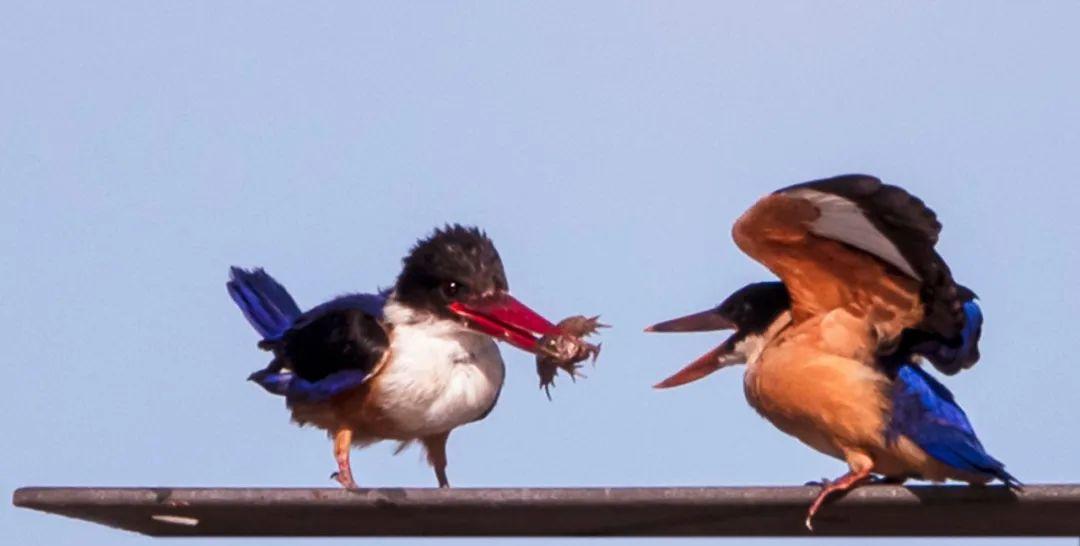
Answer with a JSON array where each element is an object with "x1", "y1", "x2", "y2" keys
[
  {"x1": 382, "y1": 299, "x2": 477, "y2": 339},
  {"x1": 742, "y1": 311, "x2": 793, "y2": 366}
]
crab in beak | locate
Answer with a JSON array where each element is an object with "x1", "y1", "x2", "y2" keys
[{"x1": 450, "y1": 293, "x2": 605, "y2": 397}]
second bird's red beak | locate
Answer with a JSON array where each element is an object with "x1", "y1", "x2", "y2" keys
[
  {"x1": 449, "y1": 293, "x2": 560, "y2": 354},
  {"x1": 646, "y1": 308, "x2": 742, "y2": 389}
]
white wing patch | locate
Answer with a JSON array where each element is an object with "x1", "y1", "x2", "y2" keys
[{"x1": 784, "y1": 188, "x2": 921, "y2": 280}]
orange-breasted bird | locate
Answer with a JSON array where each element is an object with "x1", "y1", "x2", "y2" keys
[
  {"x1": 228, "y1": 225, "x2": 564, "y2": 488},
  {"x1": 647, "y1": 175, "x2": 1018, "y2": 529}
]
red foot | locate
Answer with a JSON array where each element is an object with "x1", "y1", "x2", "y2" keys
[
  {"x1": 805, "y1": 469, "x2": 872, "y2": 531},
  {"x1": 331, "y1": 455, "x2": 359, "y2": 489},
  {"x1": 330, "y1": 468, "x2": 358, "y2": 489}
]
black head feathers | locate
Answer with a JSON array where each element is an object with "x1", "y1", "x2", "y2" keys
[
  {"x1": 394, "y1": 224, "x2": 509, "y2": 314},
  {"x1": 716, "y1": 282, "x2": 791, "y2": 335}
]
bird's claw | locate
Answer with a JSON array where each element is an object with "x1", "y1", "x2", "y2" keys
[
  {"x1": 803, "y1": 477, "x2": 832, "y2": 531},
  {"x1": 330, "y1": 470, "x2": 359, "y2": 490}
]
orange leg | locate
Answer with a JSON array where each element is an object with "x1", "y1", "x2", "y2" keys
[
  {"x1": 330, "y1": 428, "x2": 358, "y2": 489},
  {"x1": 422, "y1": 431, "x2": 451, "y2": 488},
  {"x1": 805, "y1": 466, "x2": 873, "y2": 531}
]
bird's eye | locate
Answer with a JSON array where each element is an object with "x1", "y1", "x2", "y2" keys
[{"x1": 442, "y1": 281, "x2": 461, "y2": 298}]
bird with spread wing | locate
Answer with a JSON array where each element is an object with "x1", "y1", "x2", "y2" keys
[{"x1": 647, "y1": 175, "x2": 1018, "y2": 529}]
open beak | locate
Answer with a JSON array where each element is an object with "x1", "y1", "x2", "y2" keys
[
  {"x1": 653, "y1": 341, "x2": 743, "y2": 388},
  {"x1": 646, "y1": 308, "x2": 742, "y2": 389},
  {"x1": 449, "y1": 293, "x2": 559, "y2": 354},
  {"x1": 644, "y1": 308, "x2": 734, "y2": 333}
]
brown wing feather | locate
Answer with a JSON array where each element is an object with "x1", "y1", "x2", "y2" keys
[
  {"x1": 732, "y1": 193, "x2": 923, "y2": 343},
  {"x1": 777, "y1": 175, "x2": 966, "y2": 339}
]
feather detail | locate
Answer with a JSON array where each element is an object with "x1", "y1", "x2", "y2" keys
[
  {"x1": 776, "y1": 175, "x2": 966, "y2": 341},
  {"x1": 781, "y1": 188, "x2": 920, "y2": 279},
  {"x1": 226, "y1": 267, "x2": 391, "y2": 399},
  {"x1": 906, "y1": 299, "x2": 984, "y2": 375},
  {"x1": 248, "y1": 367, "x2": 370, "y2": 403},
  {"x1": 227, "y1": 267, "x2": 303, "y2": 340},
  {"x1": 887, "y1": 364, "x2": 1019, "y2": 487}
]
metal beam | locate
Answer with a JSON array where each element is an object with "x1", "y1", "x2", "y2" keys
[{"x1": 13, "y1": 485, "x2": 1080, "y2": 537}]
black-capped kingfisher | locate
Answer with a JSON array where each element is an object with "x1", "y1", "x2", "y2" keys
[{"x1": 647, "y1": 175, "x2": 1018, "y2": 529}]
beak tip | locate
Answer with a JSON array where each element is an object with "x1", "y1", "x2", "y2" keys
[{"x1": 643, "y1": 309, "x2": 735, "y2": 333}]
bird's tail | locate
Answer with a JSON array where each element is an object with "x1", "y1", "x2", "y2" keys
[
  {"x1": 889, "y1": 364, "x2": 1021, "y2": 490},
  {"x1": 227, "y1": 267, "x2": 302, "y2": 341}
]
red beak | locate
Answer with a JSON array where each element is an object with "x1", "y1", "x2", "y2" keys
[
  {"x1": 449, "y1": 293, "x2": 560, "y2": 354},
  {"x1": 652, "y1": 341, "x2": 743, "y2": 388},
  {"x1": 646, "y1": 308, "x2": 742, "y2": 389},
  {"x1": 645, "y1": 309, "x2": 734, "y2": 333}
]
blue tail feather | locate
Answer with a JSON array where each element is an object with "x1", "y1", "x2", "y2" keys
[
  {"x1": 888, "y1": 364, "x2": 1019, "y2": 487},
  {"x1": 227, "y1": 267, "x2": 302, "y2": 340}
]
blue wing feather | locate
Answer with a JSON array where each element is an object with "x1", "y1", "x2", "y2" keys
[
  {"x1": 888, "y1": 364, "x2": 1019, "y2": 487},
  {"x1": 911, "y1": 300, "x2": 983, "y2": 375},
  {"x1": 249, "y1": 368, "x2": 370, "y2": 403},
  {"x1": 247, "y1": 293, "x2": 389, "y2": 403},
  {"x1": 227, "y1": 267, "x2": 390, "y2": 403}
]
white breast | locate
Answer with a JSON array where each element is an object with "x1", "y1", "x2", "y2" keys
[{"x1": 375, "y1": 307, "x2": 506, "y2": 438}]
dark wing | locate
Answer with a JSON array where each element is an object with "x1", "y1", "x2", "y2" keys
[
  {"x1": 732, "y1": 177, "x2": 925, "y2": 340},
  {"x1": 778, "y1": 174, "x2": 966, "y2": 340},
  {"x1": 250, "y1": 293, "x2": 390, "y2": 403},
  {"x1": 897, "y1": 290, "x2": 983, "y2": 375},
  {"x1": 732, "y1": 175, "x2": 978, "y2": 372}
]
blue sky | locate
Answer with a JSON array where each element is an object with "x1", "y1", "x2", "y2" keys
[{"x1": 3, "y1": 2, "x2": 1078, "y2": 544}]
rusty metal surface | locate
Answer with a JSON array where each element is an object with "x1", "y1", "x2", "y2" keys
[{"x1": 12, "y1": 485, "x2": 1080, "y2": 537}]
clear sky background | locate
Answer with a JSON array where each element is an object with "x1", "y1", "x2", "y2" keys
[{"x1": 3, "y1": 2, "x2": 1078, "y2": 545}]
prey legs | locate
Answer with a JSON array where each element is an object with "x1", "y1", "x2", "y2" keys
[
  {"x1": 330, "y1": 428, "x2": 358, "y2": 489},
  {"x1": 422, "y1": 431, "x2": 451, "y2": 488}
]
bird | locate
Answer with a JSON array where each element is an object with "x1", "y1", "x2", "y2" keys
[
  {"x1": 227, "y1": 224, "x2": 565, "y2": 489},
  {"x1": 646, "y1": 174, "x2": 1018, "y2": 530}
]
